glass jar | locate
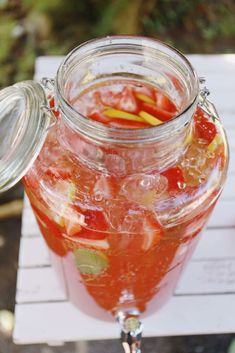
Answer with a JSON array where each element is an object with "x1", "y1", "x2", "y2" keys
[{"x1": 0, "y1": 37, "x2": 229, "y2": 323}]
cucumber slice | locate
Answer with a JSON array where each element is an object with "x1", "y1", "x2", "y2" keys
[{"x1": 74, "y1": 248, "x2": 109, "y2": 275}]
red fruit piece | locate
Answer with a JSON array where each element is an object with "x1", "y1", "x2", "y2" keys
[
  {"x1": 49, "y1": 97, "x2": 60, "y2": 118},
  {"x1": 108, "y1": 118, "x2": 149, "y2": 129},
  {"x1": 71, "y1": 210, "x2": 107, "y2": 240},
  {"x1": 85, "y1": 210, "x2": 108, "y2": 232},
  {"x1": 155, "y1": 92, "x2": 177, "y2": 113},
  {"x1": 89, "y1": 112, "x2": 111, "y2": 124},
  {"x1": 32, "y1": 204, "x2": 62, "y2": 238},
  {"x1": 195, "y1": 116, "x2": 217, "y2": 144},
  {"x1": 162, "y1": 167, "x2": 185, "y2": 191},
  {"x1": 140, "y1": 102, "x2": 175, "y2": 122}
]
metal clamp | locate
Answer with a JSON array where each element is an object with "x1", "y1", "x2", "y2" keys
[
  {"x1": 198, "y1": 77, "x2": 220, "y2": 122},
  {"x1": 40, "y1": 105, "x2": 57, "y2": 130},
  {"x1": 41, "y1": 77, "x2": 55, "y2": 91}
]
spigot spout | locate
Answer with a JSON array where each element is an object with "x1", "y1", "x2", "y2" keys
[{"x1": 118, "y1": 314, "x2": 143, "y2": 353}]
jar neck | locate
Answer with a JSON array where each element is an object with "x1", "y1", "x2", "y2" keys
[
  {"x1": 55, "y1": 36, "x2": 199, "y2": 173},
  {"x1": 59, "y1": 114, "x2": 194, "y2": 175}
]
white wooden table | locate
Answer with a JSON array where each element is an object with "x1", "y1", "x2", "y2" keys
[{"x1": 13, "y1": 55, "x2": 235, "y2": 345}]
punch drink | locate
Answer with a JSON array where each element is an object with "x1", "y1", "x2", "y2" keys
[{"x1": 23, "y1": 78, "x2": 226, "y2": 319}]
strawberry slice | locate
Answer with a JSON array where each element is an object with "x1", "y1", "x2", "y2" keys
[
  {"x1": 108, "y1": 118, "x2": 149, "y2": 129},
  {"x1": 32, "y1": 204, "x2": 62, "y2": 238},
  {"x1": 49, "y1": 96, "x2": 60, "y2": 118},
  {"x1": 84, "y1": 210, "x2": 108, "y2": 232},
  {"x1": 194, "y1": 115, "x2": 217, "y2": 144},
  {"x1": 140, "y1": 102, "x2": 175, "y2": 122},
  {"x1": 162, "y1": 167, "x2": 185, "y2": 191},
  {"x1": 155, "y1": 92, "x2": 177, "y2": 113},
  {"x1": 88, "y1": 112, "x2": 111, "y2": 124}
]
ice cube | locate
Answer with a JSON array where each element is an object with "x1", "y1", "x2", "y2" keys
[
  {"x1": 93, "y1": 174, "x2": 115, "y2": 204},
  {"x1": 120, "y1": 173, "x2": 168, "y2": 207},
  {"x1": 104, "y1": 199, "x2": 163, "y2": 242},
  {"x1": 104, "y1": 200, "x2": 142, "y2": 233},
  {"x1": 105, "y1": 154, "x2": 126, "y2": 175}
]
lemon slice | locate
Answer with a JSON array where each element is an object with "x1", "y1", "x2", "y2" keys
[
  {"x1": 135, "y1": 93, "x2": 155, "y2": 104},
  {"x1": 103, "y1": 108, "x2": 144, "y2": 122},
  {"x1": 207, "y1": 134, "x2": 222, "y2": 152},
  {"x1": 139, "y1": 111, "x2": 163, "y2": 126}
]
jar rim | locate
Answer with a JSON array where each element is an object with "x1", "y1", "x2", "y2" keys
[{"x1": 55, "y1": 35, "x2": 199, "y2": 144}]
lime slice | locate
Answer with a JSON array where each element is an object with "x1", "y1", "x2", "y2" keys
[{"x1": 74, "y1": 248, "x2": 109, "y2": 275}]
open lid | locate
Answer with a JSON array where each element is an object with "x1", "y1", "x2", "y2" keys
[{"x1": 0, "y1": 80, "x2": 52, "y2": 193}]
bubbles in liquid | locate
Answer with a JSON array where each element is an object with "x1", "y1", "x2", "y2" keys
[
  {"x1": 93, "y1": 175, "x2": 114, "y2": 204},
  {"x1": 94, "y1": 192, "x2": 103, "y2": 202},
  {"x1": 140, "y1": 178, "x2": 151, "y2": 188},
  {"x1": 180, "y1": 143, "x2": 215, "y2": 187},
  {"x1": 177, "y1": 181, "x2": 186, "y2": 190}
]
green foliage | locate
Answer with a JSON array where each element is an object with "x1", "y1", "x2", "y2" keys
[
  {"x1": 228, "y1": 339, "x2": 235, "y2": 353},
  {"x1": 0, "y1": 0, "x2": 234, "y2": 87}
]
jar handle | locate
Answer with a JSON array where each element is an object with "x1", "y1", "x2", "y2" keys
[{"x1": 198, "y1": 77, "x2": 220, "y2": 122}]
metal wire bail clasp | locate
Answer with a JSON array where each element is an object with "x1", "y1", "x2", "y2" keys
[
  {"x1": 40, "y1": 105, "x2": 57, "y2": 130},
  {"x1": 40, "y1": 77, "x2": 58, "y2": 130},
  {"x1": 41, "y1": 77, "x2": 55, "y2": 91},
  {"x1": 198, "y1": 77, "x2": 220, "y2": 122}
]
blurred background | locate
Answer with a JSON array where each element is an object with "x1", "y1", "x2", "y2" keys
[
  {"x1": 0, "y1": 0, "x2": 235, "y2": 352},
  {"x1": 0, "y1": 0, "x2": 235, "y2": 87}
]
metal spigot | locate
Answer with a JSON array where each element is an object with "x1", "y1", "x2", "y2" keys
[{"x1": 119, "y1": 314, "x2": 143, "y2": 353}]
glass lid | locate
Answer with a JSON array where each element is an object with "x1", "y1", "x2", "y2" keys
[{"x1": 0, "y1": 80, "x2": 51, "y2": 193}]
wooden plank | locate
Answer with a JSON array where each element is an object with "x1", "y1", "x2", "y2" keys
[
  {"x1": 207, "y1": 200, "x2": 235, "y2": 228},
  {"x1": 13, "y1": 293, "x2": 235, "y2": 344},
  {"x1": 16, "y1": 268, "x2": 66, "y2": 303},
  {"x1": 18, "y1": 237, "x2": 50, "y2": 268},
  {"x1": 34, "y1": 56, "x2": 63, "y2": 79},
  {"x1": 220, "y1": 172, "x2": 235, "y2": 200},
  {"x1": 226, "y1": 128, "x2": 235, "y2": 150},
  {"x1": 21, "y1": 197, "x2": 40, "y2": 238},
  {"x1": 193, "y1": 228, "x2": 235, "y2": 260},
  {"x1": 15, "y1": 233, "x2": 235, "y2": 303},
  {"x1": 218, "y1": 113, "x2": 235, "y2": 130},
  {"x1": 176, "y1": 259, "x2": 235, "y2": 295},
  {"x1": 189, "y1": 54, "x2": 235, "y2": 74}
]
